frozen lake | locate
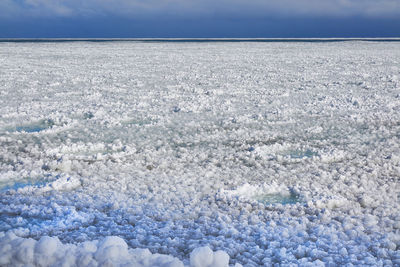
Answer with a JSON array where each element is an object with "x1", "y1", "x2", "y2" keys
[{"x1": 0, "y1": 41, "x2": 399, "y2": 266}]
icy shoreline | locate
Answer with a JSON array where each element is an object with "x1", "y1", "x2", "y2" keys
[{"x1": 1, "y1": 41, "x2": 399, "y2": 266}]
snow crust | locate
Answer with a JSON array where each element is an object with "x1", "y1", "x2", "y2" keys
[{"x1": 0, "y1": 41, "x2": 400, "y2": 266}]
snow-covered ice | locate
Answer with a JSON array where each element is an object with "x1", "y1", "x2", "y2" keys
[{"x1": 0, "y1": 41, "x2": 399, "y2": 266}]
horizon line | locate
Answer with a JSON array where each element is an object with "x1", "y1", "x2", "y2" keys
[{"x1": 1, "y1": 37, "x2": 400, "y2": 43}]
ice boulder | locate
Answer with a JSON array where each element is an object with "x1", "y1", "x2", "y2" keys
[
  {"x1": 211, "y1": 250, "x2": 230, "y2": 267},
  {"x1": 34, "y1": 236, "x2": 62, "y2": 266},
  {"x1": 94, "y1": 236, "x2": 130, "y2": 263},
  {"x1": 190, "y1": 246, "x2": 230, "y2": 267}
]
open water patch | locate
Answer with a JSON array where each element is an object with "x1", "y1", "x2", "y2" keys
[
  {"x1": 287, "y1": 149, "x2": 319, "y2": 159},
  {"x1": 14, "y1": 119, "x2": 55, "y2": 133},
  {"x1": 253, "y1": 191, "x2": 301, "y2": 205},
  {"x1": 0, "y1": 175, "x2": 53, "y2": 192}
]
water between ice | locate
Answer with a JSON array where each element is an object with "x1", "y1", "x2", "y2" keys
[
  {"x1": 254, "y1": 191, "x2": 301, "y2": 205},
  {"x1": 14, "y1": 119, "x2": 55, "y2": 133}
]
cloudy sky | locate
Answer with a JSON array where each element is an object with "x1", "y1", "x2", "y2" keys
[{"x1": 0, "y1": 0, "x2": 399, "y2": 37}]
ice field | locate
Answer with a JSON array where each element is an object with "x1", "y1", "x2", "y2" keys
[{"x1": 0, "y1": 40, "x2": 400, "y2": 266}]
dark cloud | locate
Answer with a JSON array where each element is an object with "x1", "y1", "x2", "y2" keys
[
  {"x1": 1, "y1": 0, "x2": 399, "y2": 37},
  {"x1": 1, "y1": 0, "x2": 400, "y2": 19}
]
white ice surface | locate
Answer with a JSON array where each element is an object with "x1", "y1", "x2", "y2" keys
[{"x1": 0, "y1": 41, "x2": 400, "y2": 266}]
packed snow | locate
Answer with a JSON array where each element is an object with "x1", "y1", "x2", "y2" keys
[{"x1": 0, "y1": 41, "x2": 399, "y2": 266}]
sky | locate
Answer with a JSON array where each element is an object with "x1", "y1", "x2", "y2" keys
[{"x1": 0, "y1": 0, "x2": 399, "y2": 38}]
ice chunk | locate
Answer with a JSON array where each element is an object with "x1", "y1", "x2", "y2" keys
[
  {"x1": 190, "y1": 246, "x2": 214, "y2": 267},
  {"x1": 189, "y1": 246, "x2": 230, "y2": 267},
  {"x1": 35, "y1": 236, "x2": 62, "y2": 266},
  {"x1": 35, "y1": 236, "x2": 60, "y2": 255},
  {"x1": 95, "y1": 236, "x2": 130, "y2": 263},
  {"x1": 211, "y1": 250, "x2": 230, "y2": 267}
]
